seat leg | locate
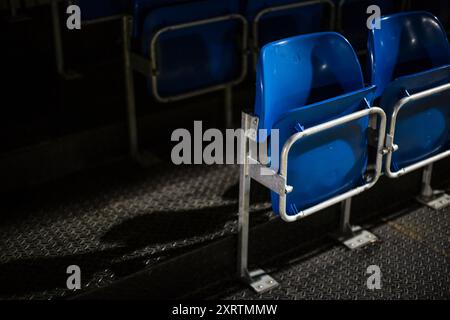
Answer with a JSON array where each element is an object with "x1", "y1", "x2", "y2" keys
[
  {"x1": 122, "y1": 16, "x2": 160, "y2": 167},
  {"x1": 238, "y1": 113, "x2": 279, "y2": 293},
  {"x1": 50, "y1": 0, "x2": 80, "y2": 80},
  {"x1": 51, "y1": 0, "x2": 64, "y2": 76},
  {"x1": 335, "y1": 198, "x2": 378, "y2": 250},
  {"x1": 417, "y1": 164, "x2": 450, "y2": 210},
  {"x1": 122, "y1": 15, "x2": 139, "y2": 162}
]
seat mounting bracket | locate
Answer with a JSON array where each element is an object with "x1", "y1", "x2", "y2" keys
[
  {"x1": 416, "y1": 164, "x2": 450, "y2": 210},
  {"x1": 417, "y1": 193, "x2": 450, "y2": 210},
  {"x1": 334, "y1": 199, "x2": 378, "y2": 250},
  {"x1": 245, "y1": 269, "x2": 279, "y2": 294},
  {"x1": 335, "y1": 226, "x2": 378, "y2": 250}
]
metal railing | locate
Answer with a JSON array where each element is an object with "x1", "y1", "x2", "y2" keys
[{"x1": 277, "y1": 107, "x2": 386, "y2": 222}]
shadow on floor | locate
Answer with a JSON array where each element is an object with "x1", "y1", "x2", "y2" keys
[{"x1": 0, "y1": 203, "x2": 272, "y2": 299}]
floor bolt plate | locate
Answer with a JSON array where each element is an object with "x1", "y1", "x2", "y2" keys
[
  {"x1": 418, "y1": 193, "x2": 450, "y2": 210},
  {"x1": 342, "y1": 230, "x2": 378, "y2": 250},
  {"x1": 248, "y1": 269, "x2": 279, "y2": 293}
]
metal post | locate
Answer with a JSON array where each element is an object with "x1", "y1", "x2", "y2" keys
[
  {"x1": 417, "y1": 163, "x2": 450, "y2": 210},
  {"x1": 420, "y1": 164, "x2": 434, "y2": 199},
  {"x1": 336, "y1": 196, "x2": 377, "y2": 250},
  {"x1": 51, "y1": 0, "x2": 65, "y2": 76},
  {"x1": 237, "y1": 113, "x2": 279, "y2": 293},
  {"x1": 122, "y1": 15, "x2": 139, "y2": 161},
  {"x1": 224, "y1": 86, "x2": 233, "y2": 128},
  {"x1": 237, "y1": 114, "x2": 250, "y2": 279},
  {"x1": 339, "y1": 198, "x2": 352, "y2": 235}
]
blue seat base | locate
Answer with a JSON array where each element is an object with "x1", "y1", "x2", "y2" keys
[{"x1": 271, "y1": 86, "x2": 376, "y2": 215}]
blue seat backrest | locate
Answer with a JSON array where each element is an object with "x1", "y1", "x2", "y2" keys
[
  {"x1": 255, "y1": 32, "x2": 365, "y2": 132},
  {"x1": 338, "y1": 0, "x2": 398, "y2": 51},
  {"x1": 139, "y1": 0, "x2": 242, "y2": 97},
  {"x1": 75, "y1": 0, "x2": 130, "y2": 21},
  {"x1": 254, "y1": 32, "x2": 374, "y2": 215},
  {"x1": 369, "y1": 11, "x2": 450, "y2": 99},
  {"x1": 246, "y1": 0, "x2": 332, "y2": 48}
]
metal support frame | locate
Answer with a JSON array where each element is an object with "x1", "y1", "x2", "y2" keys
[
  {"x1": 336, "y1": 198, "x2": 378, "y2": 249},
  {"x1": 238, "y1": 107, "x2": 386, "y2": 291},
  {"x1": 48, "y1": 7, "x2": 140, "y2": 160},
  {"x1": 124, "y1": 15, "x2": 161, "y2": 165},
  {"x1": 125, "y1": 13, "x2": 248, "y2": 161},
  {"x1": 384, "y1": 83, "x2": 450, "y2": 210},
  {"x1": 238, "y1": 113, "x2": 280, "y2": 293},
  {"x1": 48, "y1": 5, "x2": 138, "y2": 156},
  {"x1": 252, "y1": 0, "x2": 336, "y2": 70},
  {"x1": 123, "y1": 15, "x2": 139, "y2": 161},
  {"x1": 50, "y1": 1, "x2": 125, "y2": 79},
  {"x1": 417, "y1": 164, "x2": 450, "y2": 210},
  {"x1": 224, "y1": 85, "x2": 234, "y2": 128},
  {"x1": 81, "y1": 14, "x2": 125, "y2": 26},
  {"x1": 340, "y1": 198, "x2": 352, "y2": 235},
  {"x1": 420, "y1": 164, "x2": 434, "y2": 199}
]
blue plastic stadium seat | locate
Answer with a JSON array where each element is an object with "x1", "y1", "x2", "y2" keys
[
  {"x1": 134, "y1": 0, "x2": 243, "y2": 98},
  {"x1": 337, "y1": 0, "x2": 399, "y2": 52},
  {"x1": 74, "y1": 0, "x2": 130, "y2": 21},
  {"x1": 368, "y1": 12, "x2": 450, "y2": 171},
  {"x1": 255, "y1": 32, "x2": 376, "y2": 215},
  {"x1": 246, "y1": 0, "x2": 334, "y2": 49}
]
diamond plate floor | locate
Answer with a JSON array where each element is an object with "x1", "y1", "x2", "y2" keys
[
  {"x1": 0, "y1": 163, "x2": 272, "y2": 300},
  {"x1": 223, "y1": 205, "x2": 450, "y2": 300}
]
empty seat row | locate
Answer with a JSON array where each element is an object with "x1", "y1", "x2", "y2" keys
[
  {"x1": 238, "y1": 11, "x2": 450, "y2": 291},
  {"x1": 62, "y1": 3, "x2": 450, "y2": 168},
  {"x1": 370, "y1": 12, "x2": 450, "y2": 173},
  {"x1": 255, "y1": 31, "x2": 375, "y2": 214},
  {"x1": 70, "y1": 0, "x2": 450, "y2": 102},
  {"x1": 129, "y1": 0, "x2": 333, "y2": 103},
  {"x1": 254, "y1": 11, "x2": 450, "y2": 217},
  {"x1": 74, "y1": 1, "x2": 450, "y2": 51}
]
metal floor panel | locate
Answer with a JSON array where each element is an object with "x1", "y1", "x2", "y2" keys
[
  {"x1": 0, "y1": 163, "x2": 271, "y2": 300},
  {"x1": 1, "y1": 159, "x2": 449, "y2": 300},
  {"x1": 223, "y1": 206, "x2": 450, "y2": 300}
]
